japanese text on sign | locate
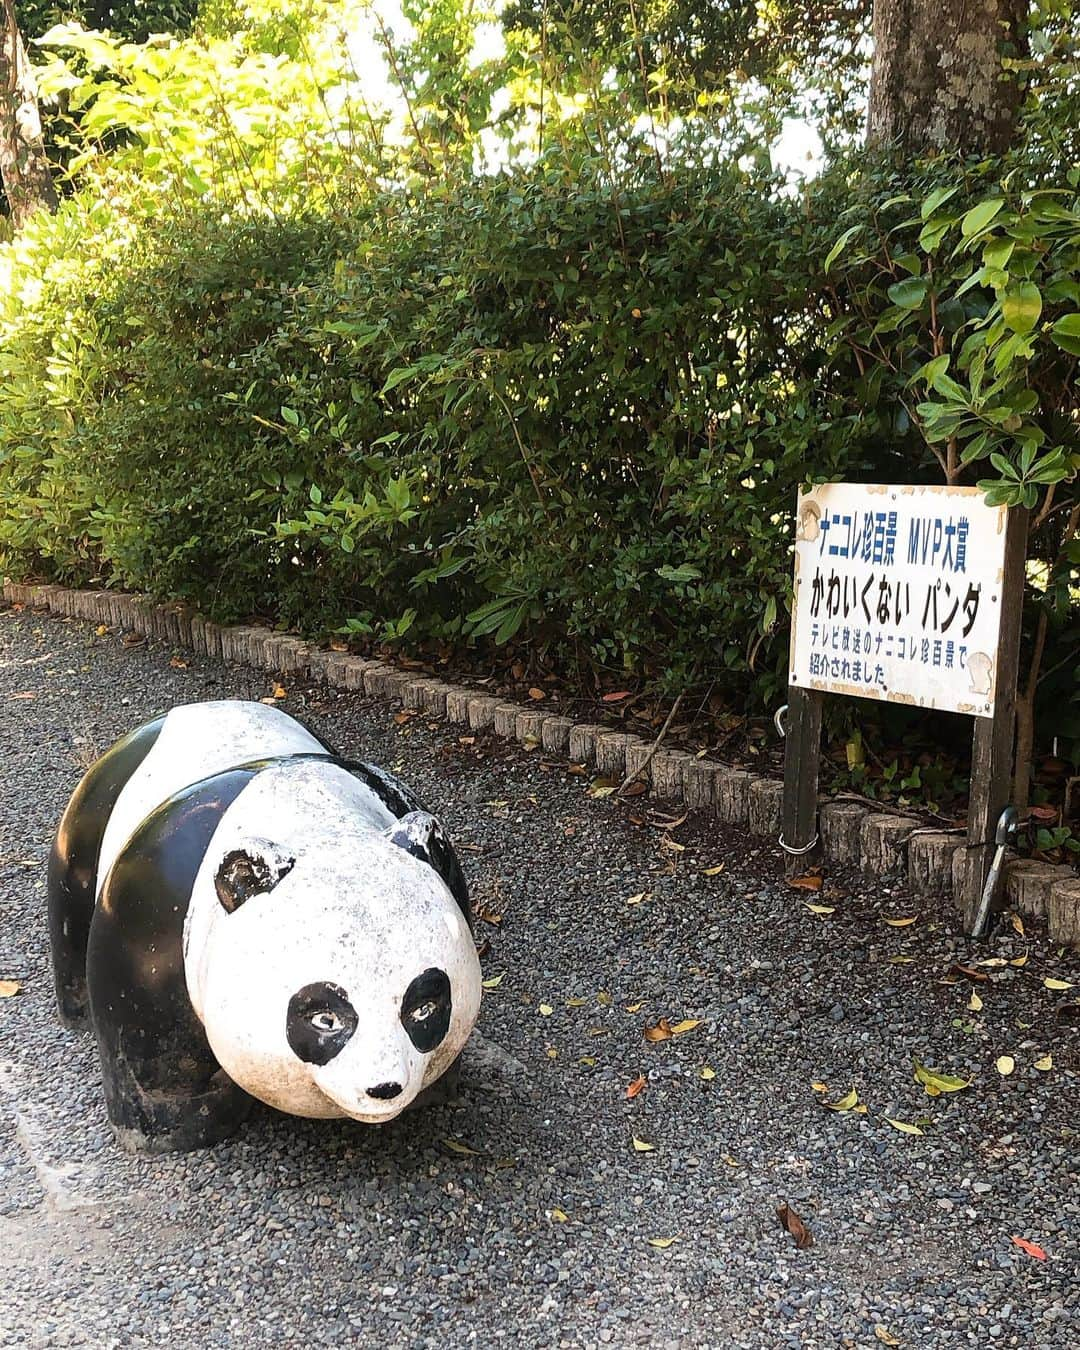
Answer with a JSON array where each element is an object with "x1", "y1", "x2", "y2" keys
[{"x1": 789, "y1": 484, "x2": 1008, "y2": 718}]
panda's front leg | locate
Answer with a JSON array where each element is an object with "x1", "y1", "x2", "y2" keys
[
  {"x1": 92, "y1": 1022, "x2": 253, "y2": 1154},
  {"x1": 86, "y1": 901, "x2": 252, "y2": 1154}
]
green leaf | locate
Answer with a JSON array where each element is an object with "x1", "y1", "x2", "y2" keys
[
  {"x1": 960, "y1": 200, "x2": 1004, "y2": 238},
  {"x1": 921, "y1": 186, "x2": 958, "y2": 220},
  {"x1": 656, "y1": 563, "x2": 702, "y2": 584},
  {"x1": 824, "y1": 225, "x2": 863, "y2": 274},
  {"x1": 494, "y1": 602, "x2": 527, "y2": 645},
  {"x1": 380, "y1": 365, "x2": 421, "y2": 396},
  {"x1": 1052, "y1": 314, "x2": 1080, "y2": 337},
  {"x1": 887, "y1": 278, "x2": 927, "y2": 310},
  {"x1": 983, "y1": 238, "x2": 1014, "y2": 270},
  {"x1": 912, "y1": 354, "x2": 950, "y2": 387},
  {"x1": 280, "y1": 405, "x2": 300, "y2": 426},
  {"x1": 1001, "y1": 282, "x2": 1042, "y2": 334}
]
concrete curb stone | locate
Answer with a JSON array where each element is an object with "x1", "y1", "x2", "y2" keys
[{"x1": 5, "y1": 579, "x2": 1077, "y2": 940}]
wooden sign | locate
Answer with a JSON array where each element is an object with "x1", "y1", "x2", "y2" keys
[
  {"x1": 789, "y1": 484, "x2": 1010, "y2": 718},
  {"x1": 780, "y1": 482, "x2": 1027, "y2": 938}
]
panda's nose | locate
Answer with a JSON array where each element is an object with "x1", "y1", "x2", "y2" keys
[{"x1": 368, "y1": 1081, "x2": 403, "y2": 1101}]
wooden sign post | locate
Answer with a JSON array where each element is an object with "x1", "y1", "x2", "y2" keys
[{"x1": 783, "y1": 483, "x2": 1026, "y2": 934}]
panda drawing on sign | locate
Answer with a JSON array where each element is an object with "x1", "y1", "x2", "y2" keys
[{"x1": 47, "y1": 700, "x2": 482, "y2": 1152}]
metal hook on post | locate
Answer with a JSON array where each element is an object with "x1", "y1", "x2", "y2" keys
[
  {"x1": 774, "y1": 704, "x2": 789, "y2": 738},
  {"x1": 969, "y1": 806, "x2": 1019, "y2": 938}
]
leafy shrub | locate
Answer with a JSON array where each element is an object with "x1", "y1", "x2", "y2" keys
[{"x1": 0, "y1": 145, "x2": 1075, "y2": 765}]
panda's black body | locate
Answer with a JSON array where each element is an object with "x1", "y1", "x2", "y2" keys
[{"x1": 48, "y1": 701, "x2": 479, "y2": 1153}]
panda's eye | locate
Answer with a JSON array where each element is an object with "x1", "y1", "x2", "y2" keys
[
  {"x1": 309, "y1": 1009, "x2": 344, "y2": 1034},
  {"x1": 410, "y1": 1000, "x2": 438, "y2": 1023}
]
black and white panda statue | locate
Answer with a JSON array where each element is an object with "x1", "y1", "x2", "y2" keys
[{"x1": 47, "y1": 700, "x2": 483, "y2": 1152}]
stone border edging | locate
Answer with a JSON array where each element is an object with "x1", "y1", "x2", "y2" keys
[{"x1": 5, "y1": 579, "x2": 1078, "y2": 946}]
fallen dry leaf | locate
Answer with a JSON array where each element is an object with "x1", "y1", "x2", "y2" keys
[
  {"x1": 702, "y1": 864, "x2": 725, "y2": 876},
  {"x1": 874, "y1": 1327, "x2": 901, "y2": 1346},
  {"x1": 776, "y1": 1202, "x2": 813, "y2": 1250},
  {"x1": 949, "y1": 964, "x2": 990, "y2": 983},
  {"x1": 1044, "y1": 977, "x2": 1074, "y2": 991},
  {"x1": 481, "y1": 974, "x2": 504, "y2": 990},
  {"x1": 626, "y1": 1074, "x2": 647, "y2": 1100},
  {"x1": 602, "y1": 690, "x2": 631, "y2": 702},
  {"x1": 631, "y1": 1136, "x2": 656, "y2": 1153},
  {"x1": 0, "y1": 979, "x2": 22, "y2": 998},
  {"x1": 1034, "y1": 1054, "x2": 1053, "y2": 1071},
  {"x1": 913, "y1": 1057, "x2": 971, "y2": 1096},
  {"x1": 169, "y1": 655, "x2": 188, "y2": 669},
  {"x1": 644, "y1": 1018, "x2": 673, "y2": 1043},
  {"x1": 883, "y1": 916, "x2": 917, "y2": 928},
  {"x1": 566, "y1": 996, "x2": 587, "y2": 1007},
  {"x1": 788, "y1": 873, "x2": 824, "y2": 892},
  {"x1": 804, "y1": 903, "x2": 836, "y2": 915},
  {"x1": 442, "y1": 1138, "x2": 482, "y2": 1156},
  {"x1": 669, "y1": 1018, "x2": 701, "y2": 1036},
  {"x1": 528, "y1": 687, "x2": 546, "y2": 701},
  {"x1": 538, "y1": 1003, "x2": 554, "y2": 1016},
  {"x1": 271, "y1": 683, "x2": 286, "y2": 700},
  {"x1": 1011, "y1": 913, "x2": 1026, "y2": 938},
  {"x1": 1010, "y1": 953, "x2": 1028, "y2": 967},
  {"x1": 700, "y1": 1066, "x2": 716, "y2": 1081},
  {"x1": 1011, "y1": 1235, "x2": 1047, "y2": 1261},
  {"x1": 551, "y1": 1208, "x2": 568, "y2": 1222},
  {"x1": 996, "y1": 1055, "x2": 1016, "y2": 1077},
  {"x1": 884, "y1": 1118, "x2": 924, "y2": 1136},
  {"x1": 620, "y1": 779, "x2": 648, "y2": 798},
  {"x1": 625, "y1": 1001, "x2": 644, "y2": 1013},
  {"x1": 968, "y1": 990, "x2": 984, "y2": 1012},
  {"x1": 647, "y1": 1236, "x2": 677, "y2": 1249},
  {"x1": 626, "y1": 892, "x2": 650, "y2": 905},
  {"x1": 820, "y1": 1087, "x2": 859, "y2": 1111}
]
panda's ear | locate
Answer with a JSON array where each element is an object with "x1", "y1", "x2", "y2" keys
[
  {"x1": 384, "y1": 811, "x2": 471, "y2": 923},
  {"x1": 215, "y1": 842, "x2": 295, "y2": 914}
]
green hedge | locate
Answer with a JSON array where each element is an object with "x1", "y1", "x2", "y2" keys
[{"x1": 0, "y1": 157, "x2": 1075, "y2": 745}]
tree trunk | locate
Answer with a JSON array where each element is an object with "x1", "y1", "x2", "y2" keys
[
  {"x1": 1, "y1": 0, "x2": 58, "y2": 230},
  {"x1": 868, "y1": 0, "x2": 1028, "y2": 155}
]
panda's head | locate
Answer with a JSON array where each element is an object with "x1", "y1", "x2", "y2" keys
[{"x1": 183, "y1": 764, "x2": 481, "y2": 1124}]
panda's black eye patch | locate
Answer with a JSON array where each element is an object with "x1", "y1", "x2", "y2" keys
[
  {"x1": 287, "y1": 982, "x2": 358, "y2": 1065},
  {"x1": 215, "y1": 846, "x2": 294, "y2": 913},
  {"x1": 400, "y1": 968, "x2": 451, "y2": 1053}
]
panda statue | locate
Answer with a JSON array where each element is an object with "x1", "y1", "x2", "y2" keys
[{"x1": 47, "y1": 700, "x2": 483, "y2": 1153}]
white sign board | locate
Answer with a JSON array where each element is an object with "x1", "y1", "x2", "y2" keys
[{"x1": 790, "y1": 484, "x2": 1009, "y2": 719}]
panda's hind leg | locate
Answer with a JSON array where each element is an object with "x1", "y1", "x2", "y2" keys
[
  {"x1": 85, "y1": 765, "x2": 260, "y2": 1152},
  {"x1": 47, "y1": 836, "x2": 95, "y2": 1028},
  {"x1": 47, "y1": 715, "x2": 165, "y2": 1028}
]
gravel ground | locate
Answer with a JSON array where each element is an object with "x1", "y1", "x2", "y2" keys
[{"x1": 1, "y1": 604, "x2": 1078, "y2": 1350}]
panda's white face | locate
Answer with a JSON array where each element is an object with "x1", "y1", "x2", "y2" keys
[{"x1": 182, "y1": 762, "x2": 482, "y2": 1124}]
